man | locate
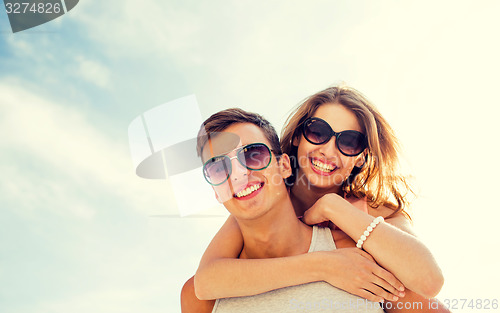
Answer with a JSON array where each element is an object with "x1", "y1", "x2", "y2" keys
[
  {"x1": 181, "y1": 108, "x2": 450, "y2": 313},
  {"x1": 181, "y1": 108, "x2": 386, "y2": 313}
]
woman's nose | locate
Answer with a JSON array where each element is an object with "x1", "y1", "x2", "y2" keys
[{"x1": 318, "y1": 136, "x2": 338, "y2": 156}]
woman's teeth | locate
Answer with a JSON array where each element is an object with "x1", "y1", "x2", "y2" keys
[
  {"x1": 235, "y1": 183, "x2": 262, "y2": 198},
  {"x1": 312, "y1": 159, "x2": 335, "y2": 172}
]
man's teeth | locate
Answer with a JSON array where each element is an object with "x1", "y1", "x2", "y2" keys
[
  {"x1": 235, "y1": 184, "x2": 262, "y2": 198},
  {"x1": 312, "y1": 160, "x2": 335, "y2": 172}
]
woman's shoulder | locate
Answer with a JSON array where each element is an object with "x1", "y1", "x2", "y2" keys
[
  {"x1": 366, "y1": 203, "x2": 399, "y2": 218},
  {"x1": 367, "y1": 204, "x2": 416, "y2": 236},
  {"x1": 345, "y1": 195, "x2": 398, "y2": 217},
  {"x1": 348, "y1": 196, "x2": 416, "y2": 236}
]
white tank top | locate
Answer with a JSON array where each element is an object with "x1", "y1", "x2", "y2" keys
[{"x1": 211, "y1": 226, "x2": 384, "y2": 313}]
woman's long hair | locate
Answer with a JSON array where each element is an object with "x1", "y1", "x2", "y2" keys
[{"x1": 280, "y1": 85, "x2": 414, "y2": 218}]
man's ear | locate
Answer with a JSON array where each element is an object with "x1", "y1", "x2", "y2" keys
[{"x1": 278, "y1": 153, "x2": 292, "y2": 179}]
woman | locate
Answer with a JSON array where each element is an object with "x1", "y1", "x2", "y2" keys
[{"x1": 182, "y1": 85, "x2": 446, "y2": 312}]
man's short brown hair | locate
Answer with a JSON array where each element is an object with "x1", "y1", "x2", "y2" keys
[{"x1": 196, "y1": 108, "x2": 282, "y2": 158}]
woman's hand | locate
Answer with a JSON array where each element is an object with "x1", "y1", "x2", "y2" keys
[
  {"x1": 303, "y1": 193, "x2": 354, "y2": 225},
  {"x1": 303, "y1": 193, "x2": 444, "y2": 298},
  {"x1": 318, "y1": 248, "x2": 406, "y2": 303}
]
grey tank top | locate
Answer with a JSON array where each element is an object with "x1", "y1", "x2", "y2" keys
[{"x1": 211, "y1": 226, "x2": 384, "y2": 313}]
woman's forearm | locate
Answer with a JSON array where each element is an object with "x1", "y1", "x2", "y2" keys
[
  {"x1": 194, "y1": 207, "x2": 410, "y2": 302},
  {"x1": 194, "y1": 253, "x2": 323, "y2": 300},
  {"x1": 326, "y1": 200, "x2": 444, "y2": 298},
  {"x1": 194, "y1": 215, "x2": 324, "y2": 300}
]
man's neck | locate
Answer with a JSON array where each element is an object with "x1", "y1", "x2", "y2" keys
[{"x1": 237, "y1": 198, "x2": 312, "y2": 259}]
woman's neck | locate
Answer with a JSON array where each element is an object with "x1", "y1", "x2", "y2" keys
[{"x1": 290, "y1": 177, "x2": 342, "y2": 216}]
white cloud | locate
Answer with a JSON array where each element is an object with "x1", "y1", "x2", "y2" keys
[
  {"x1": 5, "y1": 35, "x2": 35, "y2": 56},
  {"x1": 73, "y1": 0, "x2": 202, "y2": 60},
  {"x1": 3, "y1": 1, "x2": 500, "y2": 311},
  {"x1": 0, "y1": 79, "x2": 227, "y2": 313},
  {"x1": 0, "y1": 78, "x2": 197, "y2": 224},
  {"x1": 76, "y1": 56, "x2": 111, "y2": 88}
]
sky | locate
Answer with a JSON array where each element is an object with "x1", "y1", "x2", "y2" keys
[{"x1": 1, "y1": 1, "x2": 500, "y2": 312}]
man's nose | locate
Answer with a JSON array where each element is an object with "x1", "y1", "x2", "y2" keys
[{"x1": 229, "y1": 156, "x2": 249, "y2": 182}]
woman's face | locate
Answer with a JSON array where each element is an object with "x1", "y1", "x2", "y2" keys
[{"x1": 294, "y1": 103, "x2": 366, "y2": 193}]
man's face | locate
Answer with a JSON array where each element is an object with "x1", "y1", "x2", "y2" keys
[{"x1": 201, "y1": 123, "x2": 291, "y2": 220}]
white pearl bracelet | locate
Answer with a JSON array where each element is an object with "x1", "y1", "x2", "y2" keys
[{"x1": 356, "y1": 216, "x2": 384, "y2": 249}]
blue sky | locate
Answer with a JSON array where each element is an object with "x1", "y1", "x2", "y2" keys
[{"x1": 1, "y1": 1, "x2": 500, "y2": 312}]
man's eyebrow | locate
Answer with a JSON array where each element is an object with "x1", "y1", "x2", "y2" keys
[{"x1": 209, "y1": 144, "x2": 245, "y2": 158}]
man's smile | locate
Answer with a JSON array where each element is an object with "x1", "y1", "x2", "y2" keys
[{"x1": 234, "y1": 182, "x2": 264, "y2": 199}]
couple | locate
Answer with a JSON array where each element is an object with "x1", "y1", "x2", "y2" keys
[{"x1": 181, "y1": 85, "x2": 449, "y2": 312}]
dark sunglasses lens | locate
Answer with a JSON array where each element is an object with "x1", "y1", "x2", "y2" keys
[
  {"x1": 238, "y1": 144, "x2": 271, "y2": 170},
  {"x1": 204, "y1": 156, "x2": 231, "y2": 185},
  {"x1": 338, "y1": 131, "x2": 366, "y2": 156},
  {"x1": 304, "y1": 119, "x2": 331, "y2": 144}
]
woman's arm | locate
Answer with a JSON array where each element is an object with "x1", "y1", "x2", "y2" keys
[
  {"x1": 195, "y1": 215, "x2": 328, "y2": 300},
  {"x1": 303, "y1": 193, "x2": 444, "y2": 298},
  {"x1": 194, "y1": 215, "x2": 404, "y2": 302}
]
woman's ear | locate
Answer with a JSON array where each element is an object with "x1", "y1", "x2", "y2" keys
[
  {"x1": 292, "y1": 135, "x2": 300, "y2": 147},
  {"x1": 355, "y1": 152, "x2": 368, "y2": 168},
  {"x1": 278, "y1": 153, "x2": 292, "y2": 179}
]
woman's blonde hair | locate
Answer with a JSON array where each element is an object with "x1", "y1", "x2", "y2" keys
[{"x1": 280, "y1": 85, "x2": 413, "y2": 218}]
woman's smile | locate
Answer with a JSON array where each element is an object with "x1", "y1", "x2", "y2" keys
[{"x1": 310, "y1": 157, "x2": 337, "y2": 176}]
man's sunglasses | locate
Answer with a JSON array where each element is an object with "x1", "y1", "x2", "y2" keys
[
  {"x1": 203, "y1": 143, "x2": 273, "y2": 186},
  {"x1": 302, "y1": 117, "x2": 367, "y2": 156}
]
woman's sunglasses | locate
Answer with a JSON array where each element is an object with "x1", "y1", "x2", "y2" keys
[
  {"x1": 302, "y1": 117, "x2": 367, "y2": 156},
  {"x1": 203, "y1": 143, "x2": 273, "y2": 186}
]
